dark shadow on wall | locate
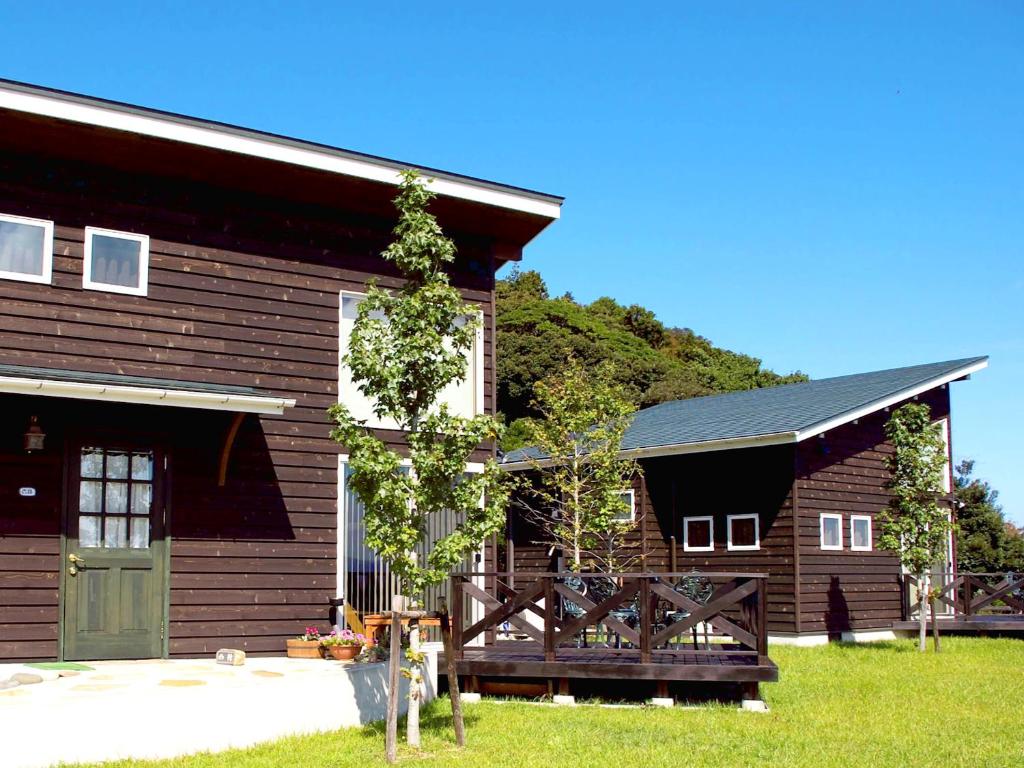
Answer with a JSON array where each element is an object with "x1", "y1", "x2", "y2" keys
[{"x1": 826, "y1": 575, "x2": 851, "y2": 639}]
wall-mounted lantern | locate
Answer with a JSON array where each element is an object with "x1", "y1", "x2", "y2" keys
[{"x1": 23, "y1": 416, "x2": 45, "y2": 453}]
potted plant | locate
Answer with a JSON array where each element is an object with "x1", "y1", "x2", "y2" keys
[
  {"x1": 286, "y1": 627, "x2": 323, "y2": 659},
  {"x1": 320, "y1": 628, "x2": 367, "y2": 661}
]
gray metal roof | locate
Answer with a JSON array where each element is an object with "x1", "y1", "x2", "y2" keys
[
  {"x1": 502, "y1": 356, "x2": 988, "y2": 464},
  {"x1": 0, "y1": 363, "x2": 274, "y2": 397}
]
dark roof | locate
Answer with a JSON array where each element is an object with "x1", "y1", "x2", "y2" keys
[
  {"x1": 0, "y1": 78, "x2": 564, "y2": 206},
  {"x1": 502, "y1": 356, "x2": 987, "y2": 464},
  {"x1": 0, "y1": 363, "x2": 274, "y2": 398}
]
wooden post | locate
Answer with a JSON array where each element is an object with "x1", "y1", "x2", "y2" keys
[
  {"x1": 757, "y1": 577, "x2": 768, "y2": 657},
  {"x1": 385, "y1": 612, "x2": 401, "y2": 764},
  {"x1": 438, "y1": 598, "x2": 466, "y2": 748},
  {"x1": 929, "y1": 594, "x2": 941, "y2": 653},
  {"x1": 639, "y1": 577, "x2": 651, "y2": 664},
  {"x1": 543, "y1": 576, "x2": 556, "y2": 662}
]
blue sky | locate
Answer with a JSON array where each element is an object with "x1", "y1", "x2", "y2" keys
[{"x1": 2, "y1": 3, "x2": 1021, "y2": 522}]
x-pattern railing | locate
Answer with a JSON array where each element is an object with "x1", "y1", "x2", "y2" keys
[
  {"x1": 905, "y1": 572, "x2": 1024, "y2": 617},
  {"x1": 450, "y1": 572, "x2": 769, "y2": 664}
]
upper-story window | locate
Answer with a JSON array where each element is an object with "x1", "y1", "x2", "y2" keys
[
  {"x1": 683, "y1": 516, "x2": 714, "y2": 552},
  {"x1": 83, "y1": 227, "x2": 150, "y2": 296},
  {"x1": 820, "y1": 513, "x2": 843, "y2": 550},
  {"x1": 339, "y1": 291, "x2": 484, "y2": 429},
  {"x1": 727, "y1": 513, "x2": 760, "y2": 551},
  {"x1": 613, "y1": 489, "x2": 636, "y2": 522},
  {"x1": 0, "y1": 213, "x2": 53, "y2": 284}
]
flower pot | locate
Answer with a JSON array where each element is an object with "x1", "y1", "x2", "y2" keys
[
  {"x1": 326, "y1": 645, "x2": 361, "y2": 661},
  {"x1": 286, "y1": 639, "x2": 323, "y2": 659}
]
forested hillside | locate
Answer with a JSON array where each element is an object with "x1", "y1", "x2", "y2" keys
[{"x1": 496, "y1": 268, "x2": 807, "y2": 427}]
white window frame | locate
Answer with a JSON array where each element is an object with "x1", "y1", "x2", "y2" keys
[
  {"x1": 338, "y1": 289, "x2": 485, "y2": 430},
  {"x1": 682, "y1": 515, "x2": 714, "y2": 552},
  {"x1": 83, "y1": 226, "x2": 150, "y2": 296},
  {"x1": 613, "y1": 489, "x2": 636, "y2": 522},
  {"x1": 850, "y1": 514, "x2": 872, "y2": 552},
  {"x1": 726, "y1": 513, "x2": 760, "y2": 551},
  {"x1": 935, "y1": 417, "x2": 951, "y2": 493},
  {"x1": 0, "y1": 212, "x2": 54, "y2": 284},
  {"x1": 819, "y1": 513, "x2": 843, "y2": 551}
]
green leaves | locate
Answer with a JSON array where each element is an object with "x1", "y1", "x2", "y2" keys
[{"x1": 329, "y1": 170, "x2": 507, "y2": 596}]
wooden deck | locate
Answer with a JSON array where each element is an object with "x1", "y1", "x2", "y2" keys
[
  {"x1": 447, "y1": 572, "x2": 778, "y2": 695},
  {"x1": 893, "y1": 615, "x2": 1024, "y2": 634},
  {"x1": 897, "y1": 572, "x2": 1024, "y2": 635}
]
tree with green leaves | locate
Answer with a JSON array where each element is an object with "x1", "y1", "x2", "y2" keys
[
  {"x1": 328, "y1": 170, "x2": 507, "y2": 753},
  {"x1": 954, "y1": 459, "x2": 1024, "y2": 573},
  {"x1": 513, "y1": 357, "x2": 641, "y2": 572},
  {"x1": 877, "y1": 403, "x2": 952, "y2": 652}
]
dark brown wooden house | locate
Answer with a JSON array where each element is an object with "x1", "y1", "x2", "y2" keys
[
  {"x1": 0, "y1": 79, "x2": 562, "y2": 662},
  {"x1": 502, "y1": 357, "x2": 988, "y2": 644}
]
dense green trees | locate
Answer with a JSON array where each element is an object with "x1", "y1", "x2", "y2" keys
[
  {"x1": 954, "y1": 460, "x2": 1024, "y2": 573},
  {"x1": 496, "y1": 268, "x2": 806, "y2": 435}
]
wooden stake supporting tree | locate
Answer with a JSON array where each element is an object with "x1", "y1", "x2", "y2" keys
[{"x1": 329, "y1": 170, "x2": 507, "y2": 760}]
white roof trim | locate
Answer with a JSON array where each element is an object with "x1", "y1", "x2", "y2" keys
[
  {"x1": 0, "y1": 84, "x2": 562, "y2": 221},
  {"x1": 500, "y1": 358, "x2": 988, "y2": 470},
  {"x1": 0, "y1": 374, "x2": 296, "y2": 415}
]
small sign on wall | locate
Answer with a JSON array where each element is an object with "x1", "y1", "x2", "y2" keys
[{"x1": 18, "y1": 487, "x2": 36, "y2": 497}]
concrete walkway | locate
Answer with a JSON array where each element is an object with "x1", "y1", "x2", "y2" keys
[{"x1": 0, "y1": 655, "x2": 435, "y2": 768}]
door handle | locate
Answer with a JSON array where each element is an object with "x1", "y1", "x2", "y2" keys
[{"x1": 68, "y1": 553, "x2": 85, "y2": 565}]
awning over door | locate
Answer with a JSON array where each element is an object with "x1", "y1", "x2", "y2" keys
[{"x1": 0, "y1": 364, "x2": 296, "y2": 415}]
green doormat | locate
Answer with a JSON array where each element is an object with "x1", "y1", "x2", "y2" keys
[{"x1": 26, "y1": 662, "x2": 94, "y2": 671}]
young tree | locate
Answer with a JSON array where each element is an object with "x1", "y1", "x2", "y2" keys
[
  {"x1": 877, "y1": 403, "x2": 952, "y2": 652},
  {"x1": 328, "y1": 170, "x2": 507, "y2": 754},
  {"x1": 514, "y1": 358, "x2": 641, "y2": 572}
]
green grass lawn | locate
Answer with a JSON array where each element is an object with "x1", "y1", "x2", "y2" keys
[{"x1": 79, "y1": 637, "x2": 1023, "y2": 768}]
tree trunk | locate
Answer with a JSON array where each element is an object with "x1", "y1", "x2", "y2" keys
[
  {"x1": 406, "y1": 619, "x2": 421, "y2": 748},
  {"x1": 385, "y1": 613, "x2": 402, "y2": 763},
  {"x1": 439, "y1": 603, "x2": 466, "y2": 747},
  {"x1": 917, "y1": 572, "x2": 928, "y2": 653}
]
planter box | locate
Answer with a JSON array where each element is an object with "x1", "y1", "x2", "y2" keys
[
  {"x1": 326, "y1": 645, "x2": 361, "y2": 661},
  {"x1": 286, "y1": 639, "x2": 322, "y2": 659}
]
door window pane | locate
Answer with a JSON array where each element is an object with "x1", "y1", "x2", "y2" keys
[
  {"x1": 131, "y1": 453, "x2": 153, "y2": 480},
  {"x1": 131, "y1": 483, "x2": 151, "y2": 515},
  {"x1": 104, "y1": 516, "x2": 128, "y2": 548},
  {"x1": 81, "y1": 449, "x2": 104, "y2": 478},
  {"x1": 106, "y1": 452, "x2": 129, "y2": 479},
  {"x1": 105, "y1": 482, "x2": 128, "y2": 514},
  {"x1": 130, "y1": 518, "x2": 150, "y2": 549},
  {"x1": 80, "y1": 482, "x2": 103, "y2": 514},
  {"x1": 79, "y1": 516, "x2": 101, "y2": 547}
]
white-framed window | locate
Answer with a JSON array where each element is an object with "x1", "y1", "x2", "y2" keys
[
  {"x1": 850, "y1": 515, "x2": 872, "y2": 551},
  {"x1": 935, "y1": 417, "x2": 951, "y2": 493},
  {"x1": 339, "y1": 290, "x2": 484, "y2": 430},
  {"x1": 820, "y1": 513, "x2": 843, "y2": 550},
  {"x1": 613, "y1": 489, "x2": 635, "y2": 522},
  {"x1": 726, "y1": 514, "x2": 759, "y2": 551},
  {"x1": 0, "y1": 212, "x2": 53, "y2": 284},
  {"x1": 682, "y1": 516, "x2": 714, "y2": 552},
  {"x1": 83, "y1": 227, "x2": 150, "y2": 296}
]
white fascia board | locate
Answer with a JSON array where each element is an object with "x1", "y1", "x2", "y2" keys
[
  {"x1": 0, "y1": 375, "x2": 295, "y2": 415},
  {"x1": 0, "y1": 86, "x2": 562, "y2": 221},
  {"x1": 793, "y1": 358, "x2": 989, "y2": 442}
]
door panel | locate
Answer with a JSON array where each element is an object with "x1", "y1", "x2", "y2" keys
[{"x1": 63, "y1": 443, "x2": 166, "y2": 660}]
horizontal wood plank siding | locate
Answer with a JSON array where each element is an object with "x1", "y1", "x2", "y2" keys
[{"x1": 0, "y1": 148, "x2": 497, "y2": 660}]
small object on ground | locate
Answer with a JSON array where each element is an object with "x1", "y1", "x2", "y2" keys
[
  {"x1": 741, "y1": 699, "x2": 769, "y2": 713},
  {"x1": 650, "y1": 697, "x2": 674, "y2": 708},
  {"x1": 0, "y1": 679, "x2": 20, "y2": 690},
  {"x1": 25, "y1": 662, "x2": 94, "y2": 671},
  {"x1": 460, "y1": 692, "x2": 481, "y2": 704},
  {"x1": 216, "y1": 648, "x2": 246, "y2": 666},
  {"x1": 552, "y1": 694, "x2": 576, "y2": 706},
  {"x1": 11, "y1": 673, "x2": 43, "y2": 685}
]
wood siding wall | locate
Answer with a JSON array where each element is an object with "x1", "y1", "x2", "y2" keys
[
  {"x1": 0, "y1": 149, "x2": 496, "y2": 660},
  {"x1": 793, "y1": 387, "x2": 951, "y2": 635}
]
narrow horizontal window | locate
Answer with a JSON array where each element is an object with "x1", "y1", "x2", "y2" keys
[
  {"x1": 613, "y1": 489, "x2": 635, "y2": 522},
  {"x1": 0, "y1": 213, "x2": 53, "y2": 284},
  {"x1": 727, "y1": 514, "x2": 759, "y2": 551},
  {"x1": 683, "y1": 516, "x2": 714, "y2": 552},
  {"x1": 820, "y1": 513, "x2": 843, "y2": 550},
  {"x1": 83, "y1": 227, "x2": 149, "y2": 296},
  {"x1": 850, "y1": 515, "x2": 872, "y2": 551}
]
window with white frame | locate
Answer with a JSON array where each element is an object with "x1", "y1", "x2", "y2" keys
[
  {"x1": 612, "y1": 489, "x2": 635, "y2": 522},
  {"x1": 726, "y1": 514, "x2": 759, "y2": 551},
  {"x1": 850, "y1": 515, "x2": 872, "y2": 551},
  {"x1": 820, "y1": 513, "x2": 843, "y2": 550},
  {"x1": 83, "y1": 227, "x2": 149, "y2": 296},
  {"x1": 935, "y1": 417, "x2": 951, "y2": 493},
  {"x1": 683, "y1": 516, "x2": 714, "y2": 552},
  {"x1": 338, "y1": 291, "x2": 484, "y2": 429},
  {"x1": 0, "y1": 213, "x2": 53, "y2": 284}
]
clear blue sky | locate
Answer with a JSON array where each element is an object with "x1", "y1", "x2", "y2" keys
[{"x1": 2, "y1": 3, "x2": 1021, "y2": 522}]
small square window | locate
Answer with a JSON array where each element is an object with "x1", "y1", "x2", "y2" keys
[
  {"x1": 613, "y1": 490, "x2": 635, "y2": 522},
  {"x1": 0, "y1": 213, "x2": 53, "y2": 284},
  {"x1": 851, "y1": 515, "x2": 872, "y2": 551},
  {"x1": 727, "y1": 514, "x2": 759, "y2": 551},
  {"x1": 820, "y1": 513, "x2": 843, "y2": 550},
  {"x1": 683, "y1": 516, "x2": 714, "y2": 552},
  {"x1": 83, "y1": 227, "x2": 149, "y2": 296}
]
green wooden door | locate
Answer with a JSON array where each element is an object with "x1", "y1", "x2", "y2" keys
[{"x1": 63, "y1": 442, "x2": 167, "y2": 660}]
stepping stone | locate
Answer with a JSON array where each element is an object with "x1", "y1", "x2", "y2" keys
[
  {"x1": 251, "y1": 670, "x2": 284, "y2": 678},
  {"x1": 11, "y1": 673, "x2": 43, "y2": 685},
  {"x1": 58, "y1": 670, "x2": 80, "y2": 678},
  {"x1": 0, "y1": 679, "x2": 20, "y2": 690},
  {"x1": 159, "y1": 679, "x2": 206, "y2": 687}
]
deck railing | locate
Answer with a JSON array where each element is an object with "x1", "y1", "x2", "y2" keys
[
  {"x1": 904, "y1": 572, "x2": 1024, "y2": 618},
  {"x1": 448, "y1": 571, "x2": 769, "y2": 663}
]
